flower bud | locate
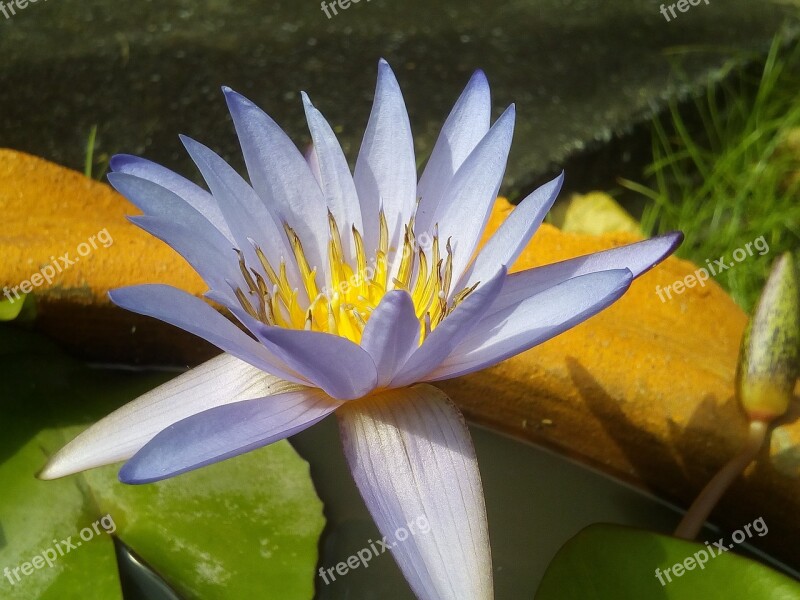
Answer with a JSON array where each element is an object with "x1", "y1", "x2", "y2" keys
[{"x1": 736, "y1": 252, "x2": 799, "y2": 422}]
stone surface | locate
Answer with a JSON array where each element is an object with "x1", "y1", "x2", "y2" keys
[
  {"x1": 0, "y1": 149, "x2": 210, "y2": 363},
  {"x1": 551, "y1": 191, "x2": 640, "y2": 235},
  {"x1": 2, "y1": 150, "x2": 800, "y2": 566},
  {"x1": 0, "y1": 0, "x2": 797, "y2": 199}
]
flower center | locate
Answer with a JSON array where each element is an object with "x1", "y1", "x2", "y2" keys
[{"x1": 233, "y1": 211, "x2": 478, "y2": 345}]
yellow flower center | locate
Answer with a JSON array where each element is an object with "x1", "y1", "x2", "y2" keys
[{"x1": 233, "y1": 211, "x2": 477, "y2": 345}]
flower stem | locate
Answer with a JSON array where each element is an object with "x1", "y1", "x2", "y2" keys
[{"x1": 674, "y1": 420, "x2": 769, "y2": 540}]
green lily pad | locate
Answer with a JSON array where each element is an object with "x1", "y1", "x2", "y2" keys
[
  {"x1": 0, "y1": 296, "x2": 26, "y2": 321},
  {"x1": 536, "y1": 523, "x2": 800, "y2": 599},
  {"x1": 0, "y1": 324, "x2": 324, "y2": 599}
]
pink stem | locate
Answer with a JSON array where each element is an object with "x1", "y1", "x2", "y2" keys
[{"x1": 674, "y1": 420, "x2": 769, "y2": 540}]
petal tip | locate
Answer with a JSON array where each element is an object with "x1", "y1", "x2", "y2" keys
[
  {"x1": 471, "y1": 68, "x2": 488, "y2": 84},
  {"x1": 223, "y1": 87, "x2": 252, "y2": 109},
  {"x1": 376, "y1": 59, "x2": 400, "y2": 85},
  {"x1": 666, "y1": 230, "x2": 685, "y2": 249},
  {"x1": 35, "y1": 462, "x2": 60, "y2": 481},
  {"x1": 118, "y1": 463, "x2": 148, "y2": 485},
  {"x1": 37, "y1": 448, "x2": 83, "y2": 481},
  {"x1": 109, "y1": 154, "x2": 136, "y2": 173},
  {"x1": 645, "y1": 230, "x2": 684, "y2": 270},
  {"x1": 178, "y1": 133, "x2": 204, "y2": 156},
  {"x1": 545, "y1": 170, "x2": 565, "y2": 195},
  {"x1": 105, "y1": 170, "x2": 126, "y2": 187},
  {"x1": 497, "y1": 104, "x2": 516, "y2": 125},
  {"x1": 118, "y1": 455, "x2": 169, "y2": 485}
]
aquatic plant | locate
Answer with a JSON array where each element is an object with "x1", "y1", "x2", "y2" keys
[{"x1": 40, "y1": 60, "x2": 680, "y2": 598}]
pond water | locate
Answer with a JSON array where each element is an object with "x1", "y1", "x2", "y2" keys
[{"x1": 293, "y1": 418, "x2": 799, "y2": 598}]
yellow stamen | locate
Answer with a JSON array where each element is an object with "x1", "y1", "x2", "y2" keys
[
  {"x1": 327, "y1": 211, "x2": 347, "y2": 290},
  {"x1": 254, "y1": 246, "x2": 280, "y2": 287},
  {"x1": 235, "y1": 287, "x2": 258, "y2": 320},
  {"x1": 233, "y1": 212, "x2": 478, "y2": 345},
  {"x1": 378, "y1": 210, "x2": 389, "y2": 256},
  {"x1": 284, "y1": 223, "x2": 319, "y2": 300},
  {"x1": 394, "y1": 226, "x2": 414, "y2": 290},
  {"x1": 411, "y1": 249, "x2": 428, "y2": 301},
  {"x1": 442, "y1": 238, "x2": 454, "y2": 299},
  {"x1": 236, "y1": 250, "x2": 258, "y2": 293}
]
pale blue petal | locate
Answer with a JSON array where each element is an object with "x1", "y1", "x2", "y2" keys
[
  {"x1": 390, "y1": 267, "x2": 506, "y2": 388},
  {"x1": 487, "y1": 232, "x2": 683, "y2": 315},
  {"x1": 429, "y1": 269, "x2": 633, "y2": 380},
  {"x1": 416, "y1": 70, "x2": 491, "y2": 235},
  {"x1": 127, "y1": 215, "x2": 240, "y2": 300},
  {"x1": 250, "y1": 324, "x2": 378, "y2": 400},
  {"x1": 430, "y1": 106, "x2": 515, "y2": 287},
  {"x1": 458, "y1": 172, "x2": 563, "y2": 291},
  {"x1": 108, "y1": 172, "x2": 245, "y2": 295},
  {"x1": 201, "y1": 289, "x2": 360, "y2": 397},
  {"x1": 305, "y1": 141, "x2": 323, "y2": 185},
  {"x1": 179, "y1": 135, "x2": 302, "y2": 295},
  {"x1": 302, "y1": 92, "x2": 363, "y2": 263},
  {"x1": 109, "y1": 284, "x2": 306, "y2": 384},
  {"x1": 354, "y1": 59, "x2": 417, "y2": 258},
  {"x1": 338, "y1": 385, "x2": 493, "y2": 600},
  {"x1": 223, "y1": 87, "x2": 329, "y2": 272},
  {"x1": 110, "y1": 154, "x2": 233, "y2": 241},
  {"x1": 360, "y1": 290, "x2": 420, "y2": 387},
  {"x1": 108, "y1": 172, "x2": 230, "y2": 244},
  {"x1": 120, "y1": 388, "x2": 339, "y2": 483}
]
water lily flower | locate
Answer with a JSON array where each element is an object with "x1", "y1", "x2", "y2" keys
[{"x1": 40, "y1": 60, "x2": 681, "y2": 599}]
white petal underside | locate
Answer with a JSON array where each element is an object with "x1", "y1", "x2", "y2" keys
[
  {"x1": 39, "y1": 354, "x2": 300, "y2": 479},
  {"x1": 338, "y1": 384, "x2": 493, "y2": 600}
]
